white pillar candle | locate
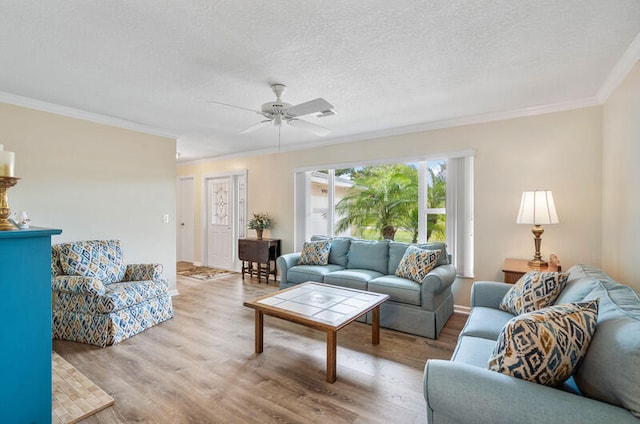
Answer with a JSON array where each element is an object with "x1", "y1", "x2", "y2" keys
[{"x1": 0, "y1": 144, "x2": 16, "y2": 177}]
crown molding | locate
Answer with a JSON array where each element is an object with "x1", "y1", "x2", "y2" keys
[
  {"x1": 315, "y1": 97, "x2": 601, "y2": 147},
  {"x1": 597, "y1": 32, "x2": 640, "y2": 102},
  {"x1": 0, "y1": 91, "x2": 177, "y2": 139}
]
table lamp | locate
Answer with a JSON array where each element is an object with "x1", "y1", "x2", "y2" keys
[{"x1": 516, "y1": 190, "x2": 559, "y2": 267}]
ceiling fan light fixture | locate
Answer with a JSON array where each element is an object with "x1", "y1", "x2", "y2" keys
[{"x1": 273, "y1": 114, "x2": 282, "y2": 127}]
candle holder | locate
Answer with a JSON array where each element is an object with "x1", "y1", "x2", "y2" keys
[{"x1": 0, "y1": 176, "x2": 19, "y2": 231}]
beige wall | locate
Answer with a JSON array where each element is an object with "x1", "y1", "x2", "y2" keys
[
  {"x1": 178, "y1": 106, "x2": 604, "y2": 307},
  {"x1": 0, "y1": 103, "x2": 178, "y2": 292},
  {"x1": 602, "y1": 61, "x2": 640, "y2": 292}
]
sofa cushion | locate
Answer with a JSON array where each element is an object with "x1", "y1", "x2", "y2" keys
[
  {"x1": 395, "y1": 246, "x2": 440, "y2": 283},
  {"x1": 388, "y1": 242, "x2": 410, "y2": 275},
  {"x1": 460, "y1": 306, "x2": 515, "y2": 340},
  {"x1": 324, "y1": 269, "x2": 383, "y2": 291},
  {"x1": 500, "y1": 271, "x2": 568, "y2": 315},
  {"x1": 311, "y1": 235, "x2": 351, "y2": 266},
  {"x1": 554, "y1": 263, "x2": 610, "y2": 304},
  {"x1": 298, "y1": 239, "x2": 332, "y2": 265},
  {"x1": 574, "y1": 281, "x2": 640, "y2": 418},
  {"x1": 58, "y1": 240, "x2": 127, "y2": 284},
  {"x1": 287, "y1": 264, "x2": 344, "y2": 284},
  {"x1": 488, "y1": 300, "x2": 599, "y2": 387},
  {"x1": 368, "y1": 275, "x2": 421, "y2": 306},
  {"x1": 53, "y1": 279, "x2": 170, "y2": 314},
  {"x1": 451, "y1": 335, "x2": 498, "y2": 368},
  {"x1": 347, "y1": 240, "x2": 389, "y2": 274}
]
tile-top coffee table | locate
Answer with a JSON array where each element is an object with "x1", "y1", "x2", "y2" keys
[{"x1": 243, "y1": 282, "x2": 389, "y2": 383}]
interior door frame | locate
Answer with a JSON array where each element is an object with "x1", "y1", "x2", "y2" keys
[{"x1": 201, "y1": 170, "x2": 247, "y2": 271}]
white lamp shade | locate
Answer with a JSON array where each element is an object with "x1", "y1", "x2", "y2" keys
[{"x1": 516, "y1": 190, "x2": 559, "y2": 225}]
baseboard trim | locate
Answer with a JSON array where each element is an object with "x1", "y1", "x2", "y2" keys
[
  {"x1": 454, "y1": 305, "x2": 471, "y2": 315},
  {"x1": 192, "y1": 261, "x2": 202, "y2": 266},
  {"x1": 169, "y1": 289, "x2": 180, "y2": 297}
]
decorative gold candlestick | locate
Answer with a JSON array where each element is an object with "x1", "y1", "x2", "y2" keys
[{"x1": 0, "y1": 176, "x2": 19, "y2": 230}]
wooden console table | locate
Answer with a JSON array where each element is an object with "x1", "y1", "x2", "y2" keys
[
  {"x1": 238, "y1": 238, "x2": 281, "y2": 283},
  {"x1": 502, "y1": 254, "x2": 561, "y2": 284}
]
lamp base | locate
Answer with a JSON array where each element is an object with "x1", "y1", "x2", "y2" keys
[{"x1": 527, "y1": 258, "x2": 549, "y2": 268}]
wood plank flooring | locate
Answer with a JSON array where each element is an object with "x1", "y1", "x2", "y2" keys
[{"x1": 53, "y1": 270, "x2": 466, "y2": 424}]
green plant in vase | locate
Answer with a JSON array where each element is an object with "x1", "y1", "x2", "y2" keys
[{"x1": 248, "y1": 212, "x2": 273, "y2": 239}]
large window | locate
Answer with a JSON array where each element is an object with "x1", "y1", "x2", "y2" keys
[{"x1": 295, "y1": 153, "x2": 474, "y2": 277}]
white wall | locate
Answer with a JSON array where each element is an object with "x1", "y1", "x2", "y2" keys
[
  {"x1": 602, "y1": 60, "x2": 640, "y2": 292},
  {"x1": 0, "y1": 103, "x2": 178, "y2": 292},
  {"x1": 178, "y1": 106, "x2": 604, "y2": 307}
]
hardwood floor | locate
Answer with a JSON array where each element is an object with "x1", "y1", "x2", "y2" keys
[{"x1": 53, "y1": 271, "x2": 466, "y2": 424}]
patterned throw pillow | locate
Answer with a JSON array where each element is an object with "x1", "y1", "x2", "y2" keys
[
  {"x1": 500, "y1": 271, "x2": 569, "y2": 315},
  {"x1": 298, "y1": 239, "x2": 332, "y2": 265},
  {"x1": 488, "y1": 300, "x2": 599, "y2": 386},
  {"x1": 395, "y1": 246, "x2": 440, "y2": 283},
  {"x1": 58, "y1": 240, "x2": 127, "y2": 284}
]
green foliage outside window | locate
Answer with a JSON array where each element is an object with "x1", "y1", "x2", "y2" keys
[{"x1": 334, "y1": 162, "x2": 446, "y2": 242}]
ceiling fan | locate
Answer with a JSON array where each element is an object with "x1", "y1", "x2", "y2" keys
[{"x1": 209, "y1": 83, "x2": 336, "y2": 136}]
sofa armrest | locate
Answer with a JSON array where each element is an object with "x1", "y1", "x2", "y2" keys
[
  {"x1": 276, "y1": 253, "x2": 301, "y2": 283},
  {"x1": 470, "y1": 281, "x2": 512, "y2": 308},
  {"x1": 124, "y1": 263, "x2": 163, "y2": 282},
  {"x1": 424, "y1": 360, "x2": 639, "y2": 424},
  {"x1": 421, "y1": 264, "x2": 457, "y2": 294},
  {"x1": 52, "y1": 275, "x2": 106, "y2": 296}
]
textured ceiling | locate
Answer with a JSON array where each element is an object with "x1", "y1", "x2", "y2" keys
[{"x1": 0, "y1": 1, "x2": 639, "y2": 162}]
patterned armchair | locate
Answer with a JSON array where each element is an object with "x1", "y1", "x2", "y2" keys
[{"x1": 51, "y1": 240, "x2": 173, "y2": 347}]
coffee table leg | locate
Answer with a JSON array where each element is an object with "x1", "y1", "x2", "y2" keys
[
  {"x1": 255, "y1": 310, "x2": 264, "y2": 353},
  {"x1": 326, "y1": 330, "x2": 337, "y2": 383},
  {"x1": 372, "y1": 305, "x2": 381, "y2": 345}
]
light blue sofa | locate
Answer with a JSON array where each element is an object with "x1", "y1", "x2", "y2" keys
[
  {"x1": 276, "y1": 236, "x2": 457, "y2": 339},
  {"x1": 423, "y1": 264, "x2": 640, "y2": 423}
]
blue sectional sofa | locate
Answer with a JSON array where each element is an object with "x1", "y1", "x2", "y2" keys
[
  {"x1": 423, "y1": 264, "x2": 640, "y2": 423},
  {"x1": 276, "y1": 236, "x2": 457, "y2": 339}
]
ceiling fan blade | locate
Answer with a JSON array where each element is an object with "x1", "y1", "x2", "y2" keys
[
  {"x1": 286, "y1": 98, "x2": 334, "y2": 117},
  {"x1": 208, "y1": 100, "x2": 262, "y2": 114},
  {"x1": 240, "y1": 119, "x2": 272, "y2": 134},
  {"x1": 288, "y1": 118, "x2": 331, "y2": 136}
]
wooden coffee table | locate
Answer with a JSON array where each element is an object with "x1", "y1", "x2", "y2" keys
[{"x1": 243, "y1": 282, "x2": 389, "y2": 383}]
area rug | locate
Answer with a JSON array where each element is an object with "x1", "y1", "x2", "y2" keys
[
  {"x1": 52, "y1": 352, "x2": 114, "y2": 424},
  {"x1": 177, "y1": 265, "x2": 235, "y2": 280}
]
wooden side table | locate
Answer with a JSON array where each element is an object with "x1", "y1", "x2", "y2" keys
[
  {"x1": 238, "y1": 238, "x2": 281, "y2": 283},
  {"x1": 502, "y1": 254, "x2": 561, "y2": 284}
]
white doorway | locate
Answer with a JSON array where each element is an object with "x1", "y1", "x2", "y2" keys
[
  {"x1": 177, "y1": 176, "x2": 195, "y2": 263},
  {"x1": 203, "y1": 171, "x2": 247, "y2": 270}
]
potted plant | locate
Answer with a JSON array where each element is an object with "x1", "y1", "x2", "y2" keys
[{"x1": 248, "y1": 212, "x2": 273, "y2": 239}]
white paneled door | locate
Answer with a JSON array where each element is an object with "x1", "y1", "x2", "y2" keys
[
  {"x1": 177, "y1": 177, "x2": 195, "y2": 262},
  {"x1": 207, "y1": 177, "x2": 233, "y2": 269}
]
